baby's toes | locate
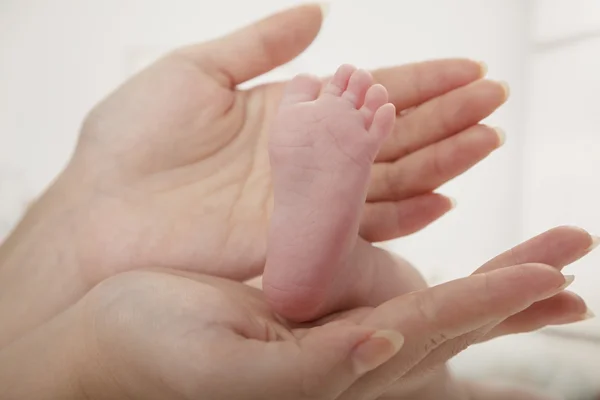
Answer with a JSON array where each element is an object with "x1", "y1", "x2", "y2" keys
[
  {"x1": 322, "y1": 64, "x2": 356, "y2": 97},
  {"x1": 369, "y1": 103, "x2": 396, "y2": 143},
  {"x1": 280, "y1": 73, "x2": 323, "y2": 105},
  {"x1": 360, "y1": 84, "x2": 389, "y2": 128},
  {"x1": 341, "y1": 69, "x2": 374, "y2": 108}
]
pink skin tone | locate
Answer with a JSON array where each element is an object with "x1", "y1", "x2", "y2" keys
[{"x1": 264, "y1": 65, "x2": 397, "y2": 321}]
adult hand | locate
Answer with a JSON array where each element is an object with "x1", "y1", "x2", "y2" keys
[
  {"x1": 0, "y1": 263, "x2": 571, "y2": 400},
  {"x1": 0, "y1": 3, "x2": 589, "y2": 400},
  {"x1": 0, "y1": 6, "x2": 583, "y2": 398},
  {"x1": 0, "y1": 3, "x2": 507, "y2": 344},
  {"x1": 256, "y1": 226, "x2": 593, "y2": 399},
  {"x1": 345, "y1": 226, "x2": 595, "y2": 399}
]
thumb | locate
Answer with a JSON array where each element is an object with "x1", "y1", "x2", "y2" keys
[
  {"x1": 237, "y1": 323, "x2": 404, "y2": 399},
  {"x1": 176, "y1": 3, "x2": 327, "y2": 87}
]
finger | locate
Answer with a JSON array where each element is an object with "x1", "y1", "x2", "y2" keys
[
  {"x1": 483, "y1": 290, "x2": 591, "y2": 340},
  {"x1": 368, "y1": 124, "x2": 502, "y2": 202},
  {"x1": 231, "y1": 323, "x2": 404, "y2": 399},
  {"x1": 476, "y1": 225, "x2": 598, "y2": 273},
  {"x1": 424, "y1": 228, "x2": 598, "y2": 369},
  {"x1": 370, "y1": 59, "x2": 486, "y2": 111},
  {"x1": 465, "y1": 226, "x2": 597, "y2": 345},
  {"x1": 461, "y1": 380, "x2": 563, "y2": 400},
  {"x1": 174, "y1": 4, "x2": 325, "y2": 87},
  {"x1": 406, "y1": 277, "x2": 575, "y2": 377},
  {"x1": 359, "y1": 193, "x2": 454, "y2": 242},
  {"x1": 344, "y1": 264, "x2": 568, "y2": 400},
  {"x1": 377, "y1": 79, "x2": 509, "y2": 162}
]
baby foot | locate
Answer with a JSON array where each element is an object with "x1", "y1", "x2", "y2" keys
[{"x1": 263, "y1": 65, "x2": 396, "y2": 321}]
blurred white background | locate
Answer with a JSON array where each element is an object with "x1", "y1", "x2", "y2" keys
[{"x1": 1, "y1": 0, "x2": 600, "y2": 397}]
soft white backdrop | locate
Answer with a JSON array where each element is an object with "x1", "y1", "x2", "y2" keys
[{"x1": 1, "y1": 0, "x2": 600, "y2": 397}]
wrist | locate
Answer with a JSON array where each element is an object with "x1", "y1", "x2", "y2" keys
[
  {"x1": 0, "y1": 305, "x2": 89, "y2": 399},
  {"x1": 0, "y1": 170, "x2": 89, "y2": 347}
]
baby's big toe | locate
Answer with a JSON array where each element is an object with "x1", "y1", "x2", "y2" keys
[{"x1": 281, "y1": 73, "x2": 323, "y2": 105}]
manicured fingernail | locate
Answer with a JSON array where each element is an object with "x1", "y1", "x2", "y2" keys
[
  {"x1": 586, "y1": 235, "x2": 600, "y2": 252},
  {"x1": 448, "y1": 197, "x2": 457, "y2": 210},
  {"x1": 544, "y1": 275, "x2": 575, "y2": 300},
  {"x1": 318, "y1": 2, "x2": 330, "y2": 18},
  {"x1": 497, "y1": 80, "x2": 511, "y2": 100},
  {"x1": 478, "y1": 61, "x2": 488, "y2": 77},
  {"x1": 558, "y1": 308, "x2": 598, "y2": 324},
  {"x1": 352, "y1": 330, "x2": 404, "y2": 375},
  {"x1": 559, "y1": 275, "x2": 575, "y2": 291},
  {"x1": 582, "y1": 308, "x2": 596, "y2": 320},
  {"x1": 494, "y1": 127, "x2": 506, "y2": 147}
]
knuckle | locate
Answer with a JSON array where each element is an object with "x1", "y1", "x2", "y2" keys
[
  {"x1": 423, "y1": 332, "x2": 449, "y2": 354},
  {"x1": 410, "y1": 291, "x2": 451, "y2": 354},
  {"x1": 447, "y1": 333, "x2": 481, "y2": 359},
  {"x1": 412, "y1": 290, "x2": 438, "y2": 327}
]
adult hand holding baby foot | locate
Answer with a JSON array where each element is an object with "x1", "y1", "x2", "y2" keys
[
  {"x1": 0, "y1": 3, "x2": 507, "y2": 347},
  {"x1": 0, "y1": 3, "x2": 596, "y2": 400},
  {"x1": 261, "y1": 62, "x2": 596, "y2": 399},
  {"x1": 0, "y1": 254, "x2": 576, "y2": 399}
]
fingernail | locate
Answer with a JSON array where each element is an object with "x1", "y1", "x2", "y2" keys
[
  {"x1": 478, "y1": 61, "x2": 488, "y2": 77},
  {"x1": 558, "y1": 308, "x2": 598, "y2": 323},
  {"x1": 494, "y1": 127, "x2": 506, "y2": 147},
  {"x1": 543, "y1": 275, "x2": 575, "y2": 300},
  {"x1": 318, "y1": 2, "x2": 330, "y2": 19},
  {"x1": 448, "y1": 197, "x2": 458, "y2": 210},
  {"x1": 497, "y1": 80, "x2": 511, "y2": 100},
  {"x1": 352, "y1": 330, "x2": 404, "y2": 375},
  {"x1": 586, "y1": 235, "x2": 600, "y2": 252},
  {"x1": 558, "y1": 275, "x2": 575, "y2": 291},
  {"x1": 581, "y1": 308, "x2": 596, "y2": 320}
]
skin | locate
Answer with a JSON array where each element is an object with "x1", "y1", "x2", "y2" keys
[
  {"x1": 0, "y1": 263, "x2": 579, "y2": 399},
  {"x1": 0, "y1": 4, "x2": 595, "y2": 399},
  {"x1": 264, "y1": 66, "x2": 397, "y2": 321},
  {"x1": 0, "y1": 3, "x2": 509, "y2": 347}
]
